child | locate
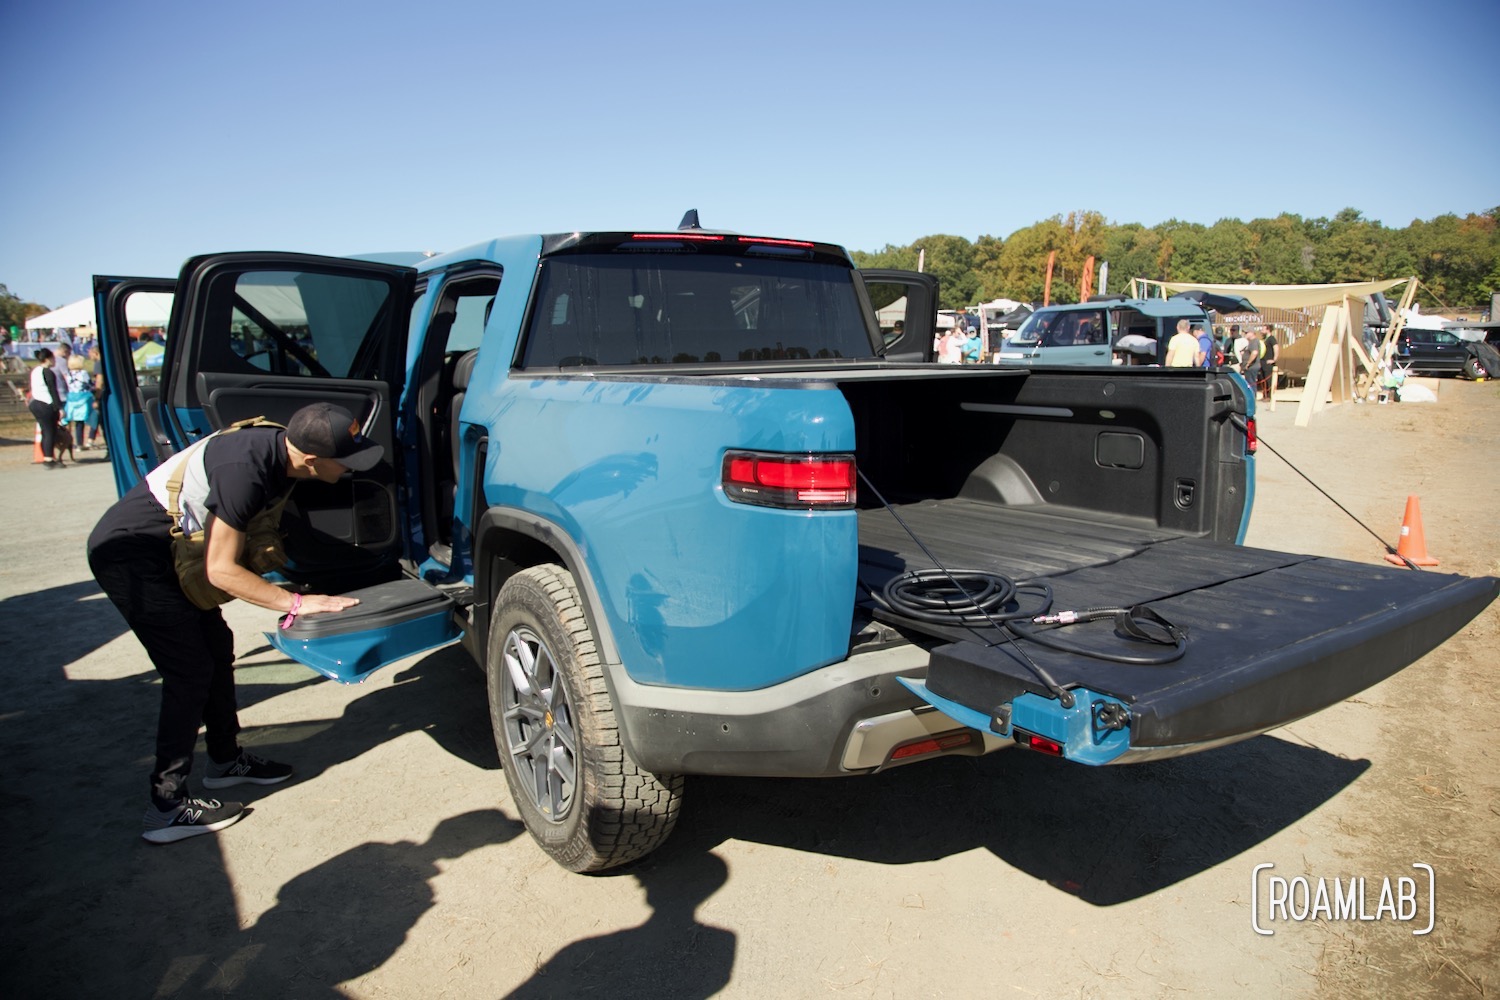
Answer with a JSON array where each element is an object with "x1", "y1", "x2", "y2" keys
[{"x1": 64, "y1": 354, "x2": 95, "y2": 450}]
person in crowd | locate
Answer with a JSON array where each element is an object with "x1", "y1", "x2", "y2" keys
[
  {"x1": 1164, "y1": 319, "x2": 1200, "y2": 367},
  {"x1": 1260, "y1": 324, "x2": 1280, "y2": 398},
  {"x1": 63, "y1": 353, "x2": 96, "y2": 450},
  {"x1": 1241, "y1": 327, "x2": 1264, "y2": 398},
  {"x1": 51, "y1": 341, "x2": 73, "y2": 403},
  {"x1": 87, "y1": 403, "x2": 382, "y2": 844},
  {"x1": 86, "y1": 346, "x2": 106, "y2": 450},
  {"x1": 1195, "y1": 324, "x2": 1215, "y2": 368},
  {"x1": 1231, "y1": 326, "x2": 1250, "y2": 373},
  {"x1": 28, "y1": 347, "x2": 65, "y2": 468},
  {"x1": 936, "y1": 325, "x2": 964, "y2": 364}
]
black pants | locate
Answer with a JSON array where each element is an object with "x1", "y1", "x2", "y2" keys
[
  {"x1": 28, "y1": 399, "x2": 58, "y2": 458},
  {"x1": 88, "y1": 514, "x2": 241, "y2": 810}
]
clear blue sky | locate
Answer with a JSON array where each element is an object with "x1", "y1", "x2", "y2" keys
[{"x1": 3, "y1": 0, "x2": 1495, "y2": 309}]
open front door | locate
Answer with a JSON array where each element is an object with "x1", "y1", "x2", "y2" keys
[
  {"x1": 159, "y1": 252, "x2": 418, "y2": 593},
  {"x1": 858, "y1": 269, "x2": 938, "y2": 362}
]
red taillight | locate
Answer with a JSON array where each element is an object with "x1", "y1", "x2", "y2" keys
[
  {"x1": 630, "y1": 232, "x2": 724, "y2": 241},
  {"x1": 1017, "y1": 731, "x2": 1064, "y2": 756},
  {"x1": 1245, "y1": 416, "x2": 1257, "y2": 454},
  {"x1": 890, "y1": 732, "x2": 974, "y2": 761},
  {"x1": 736, "y1": 236, "x2": 815, "y2": 248},
  {"x1": 722, "y1": 451, "x2": 856, "y2": 509}
]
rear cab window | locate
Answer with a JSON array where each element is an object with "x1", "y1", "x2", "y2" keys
[{"x1": 518, "y1": 235, "x2": 878, "y2": 368}]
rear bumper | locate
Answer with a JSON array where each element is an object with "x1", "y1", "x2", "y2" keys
[{"x1": 608, "y1": 643, "x2": 1002, "y2": 777}]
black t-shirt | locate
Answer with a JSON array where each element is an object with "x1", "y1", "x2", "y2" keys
[
  {"x1": 1263, "y1": 333, "x2": 1279, "y2": 364},
  {"x1": 90, "y1": 428, "x2": 291, "y2": 547}
]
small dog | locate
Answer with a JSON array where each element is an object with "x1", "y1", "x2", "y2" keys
[{"x1": 55, "y1": 424, "x2": 75, "y2": 464}]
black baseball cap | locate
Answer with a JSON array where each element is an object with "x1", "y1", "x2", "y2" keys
[{"x1": 286, "y1": 403, "x2": 384, "y2": 471}]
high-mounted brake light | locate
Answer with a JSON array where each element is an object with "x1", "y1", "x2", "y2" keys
[
  {"x1": 722, "y1": 451, "x2": 856, "y2": 509},
  {"x1": 630, "y1": 233, "x2": 724, "y2": 242},
  {"x1": 736, "y1": 236, "x2": 816, "y2": 248}
]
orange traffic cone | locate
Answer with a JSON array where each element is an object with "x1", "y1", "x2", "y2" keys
[
  {"x1": 32, "y1": 422, "x2": 46, "y2": 463},
  {"x1": 1385, "y1": 495, "x2": 1439, "y2": 567}
]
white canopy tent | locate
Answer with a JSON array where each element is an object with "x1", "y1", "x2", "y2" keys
[
  {"x1": 25, "y1": 298, "x2": 97, "y2": 331},
  {"x1": 25, "y1": 293, "x2": 175, "y2": 334}
]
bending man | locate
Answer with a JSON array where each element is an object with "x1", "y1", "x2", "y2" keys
[{"x1": 87, "y1": 403, "x2": 383, "y2": 844}]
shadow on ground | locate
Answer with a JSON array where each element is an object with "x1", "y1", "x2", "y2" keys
[
  {"x1": 0, "y1": 584, "x2": 509, "y2": 999},
  {"x1": 668, "y1": 735, "x2": 1367, "y2": 906}
]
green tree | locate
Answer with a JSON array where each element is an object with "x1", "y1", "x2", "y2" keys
[
  {"x1": 1247, "y1": 214, "x2": 1315, "y2": 283},
  {"x1": 910, "y1": 234, "x2": 979, "y2": 309},
  {"x1": 987, "y1": 217, "x2": 1068, "y2": 303},
  {"x1": 0, "y1": 283, "x2": 51, "y2": 334},
  {"x1": 1168, "y1": 218, "x2": 1255, "y2": 283},
  {"x1": 984, "y1": 212, "x2": 1105, "y2": 305},
  {"x1": 1101, "y1": 224, "x2": 1164, "y2": 290},
  {"x1": 1400, "y1": 211, "x2": 1498, "y2": 305}
]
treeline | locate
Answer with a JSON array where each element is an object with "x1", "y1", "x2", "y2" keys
[
  {"x1": 851, "y1": 208, "x2": 1500, "y2": 311},
  {"x1": 0, "y1": 283, "x2": 50, "y2": 333}
]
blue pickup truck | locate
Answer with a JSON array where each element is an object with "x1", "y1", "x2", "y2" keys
[{"x1": 94, "y1": 219, "x2": 1498, "y2": 872}]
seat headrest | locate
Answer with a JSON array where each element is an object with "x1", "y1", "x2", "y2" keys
[{"x1": 453, "y1": 349, "x2": 479, "y2": 392}]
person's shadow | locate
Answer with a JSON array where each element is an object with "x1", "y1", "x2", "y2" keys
[
  {"x1": 167, "y1": 808, "x2": 523, "y2": 996},
  {"x1": 503, "y1": 851, "x2": 735, "y2": 1000}
]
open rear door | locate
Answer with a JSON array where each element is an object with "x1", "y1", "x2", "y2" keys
[
  {"x1": 148, "y1": 252, "x2": 463, "y2": 681},
  {"x1": 859, "y1": 269, "x2": 938, "y2": 362},
  {"x1": 155, "y1": 252, "x2": 418, "y2": 590}
]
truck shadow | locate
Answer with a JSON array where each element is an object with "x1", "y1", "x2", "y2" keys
[{"x1": 672, "y1": 737, "x2": 1369, "y2": 907}]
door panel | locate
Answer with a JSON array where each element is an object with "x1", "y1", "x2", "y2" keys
[
  {"x1": 858, "y1": 269, "x2": 938, "y2": 362},
  {"x1": 161, "y1": 253, "x2": 418, "y2": 586}
]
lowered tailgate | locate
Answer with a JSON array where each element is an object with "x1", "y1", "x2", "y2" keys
[{"x1": 859, "y1": 500, "x2": 1500, "y2": 763}]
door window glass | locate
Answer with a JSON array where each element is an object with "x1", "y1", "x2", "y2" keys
[
  {"x1": 864, "y1": 280, "x2": 911, "y2": 346},
  {"x1": 123, "y1": 290, "x2": 172, "y2": 387},
  {"x1": 214, "y1": 270, "x2": 394, "y2": 378}
]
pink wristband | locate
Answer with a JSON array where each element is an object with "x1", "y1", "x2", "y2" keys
[{"x1": 279, "y1": 593, "x2": 303, "y2": 630}]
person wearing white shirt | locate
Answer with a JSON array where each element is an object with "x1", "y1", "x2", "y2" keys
[{"x1": 27, "y1": 347, "x2": 65, "y2": 467}]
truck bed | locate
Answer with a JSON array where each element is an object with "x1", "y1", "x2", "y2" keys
[{"x1": 858, "y1": 499, "x2": 1499, "y2": 755}]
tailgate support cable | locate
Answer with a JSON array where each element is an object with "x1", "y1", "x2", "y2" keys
[{"x1": 1230, "y1": 414, "x2": 1421, "y2": 571}]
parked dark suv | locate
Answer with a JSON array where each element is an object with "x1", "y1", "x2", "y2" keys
[{"x1": 1394, "y1": 328, "x2": 1471, "y2": 376}]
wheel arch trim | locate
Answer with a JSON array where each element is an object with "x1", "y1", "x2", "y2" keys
[{"x1": 472, "y1": 506, "x2": 622, "y2": 668}]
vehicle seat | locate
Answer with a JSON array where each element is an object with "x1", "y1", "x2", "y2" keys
[{"x1": 451, "y1": 349, "x2": 479, "y2": 476}]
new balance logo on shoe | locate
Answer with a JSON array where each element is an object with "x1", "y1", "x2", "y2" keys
[
  {"x1": 141, "y1": 797, "x2": 244, "y2": 844},
  {"x1": 203, "y1": 750, "x2": 294, "y2": 789}
]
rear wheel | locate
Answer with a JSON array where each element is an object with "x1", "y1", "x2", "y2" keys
[
  {"x1": 486, "y1": 564, "x2": 682, "y2": 872},
  {"x1": 1463, "y1": 355, "x2": 1487, "y2": 380}
]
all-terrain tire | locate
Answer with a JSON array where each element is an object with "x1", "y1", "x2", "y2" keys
[{"x1": 487, "y1": 564, "x2": 683, "y2": 872}]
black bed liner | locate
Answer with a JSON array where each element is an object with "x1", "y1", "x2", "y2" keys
[{"x1": 858, "y1": 499, "x2": 1499, "y2": 749}]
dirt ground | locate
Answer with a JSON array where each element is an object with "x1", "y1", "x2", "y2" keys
[{"x1": 1, "y1": 380, "x2": 1496, "y2": 1000}]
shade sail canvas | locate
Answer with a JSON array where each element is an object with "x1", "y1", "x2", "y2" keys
[{"x1": 1152, "y1": 279, "x2": 1407, "y2": 310}]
